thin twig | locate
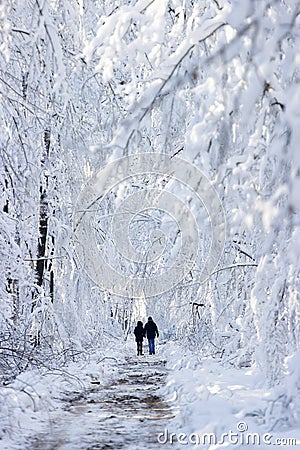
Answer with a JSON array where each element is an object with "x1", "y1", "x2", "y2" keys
[
  {"x1": 24, "y1": 256, "x2": 66, "y2": 262},
  {"x1": 97, "y1": 356, "x2": 119, "y2": 364}
]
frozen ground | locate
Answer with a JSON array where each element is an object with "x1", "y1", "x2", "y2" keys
[
  {"x1": 1, "y1": 340, "x2": 299, "y2": 450},
  {"x1": 1, "y1": 340, "x2": 176, "y2": 450},
  {"x1": 27, "y1": 356, "x2": 174, "y2": 450}
]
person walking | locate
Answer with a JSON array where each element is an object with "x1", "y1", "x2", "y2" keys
[
  {"x1": 144, "y1": 317, "x2": 159, "y2": 355},
  {"x1": 133, "y1": 321, "x2": 144, "y2": 356}
]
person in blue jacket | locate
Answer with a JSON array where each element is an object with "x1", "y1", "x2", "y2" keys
[{"x1": 144, "y1": 316, "x2": 159, "y2": 355}]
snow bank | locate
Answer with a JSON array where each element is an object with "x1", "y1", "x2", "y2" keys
[
  {"x1": 159, "y1": 341, "x2": 300, "y2": 449},
  {"x1": 0, "y1": 345, "x2": 127, "y2": 449}
]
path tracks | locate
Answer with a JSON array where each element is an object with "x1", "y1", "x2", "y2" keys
[{"x1": 27, "y1": 355, "x2": 176, "y2": 450}]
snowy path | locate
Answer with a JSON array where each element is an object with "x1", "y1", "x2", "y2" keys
[
  {"x1": 25, "y1": 355, "x2": 176, "y2": 450},
  {"x1": 4, "y1": 342, "x2": 299, "y2": 449}
]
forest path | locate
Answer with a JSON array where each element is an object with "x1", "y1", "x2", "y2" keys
[{"x1": 26, "y1": 354, "x2": 176, "y2": 450}]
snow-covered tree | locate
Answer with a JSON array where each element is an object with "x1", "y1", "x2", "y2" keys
[{"x1": 0, "y1": 0, "x2": 299, "y2": 394}]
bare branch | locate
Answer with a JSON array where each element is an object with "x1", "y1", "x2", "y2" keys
[{"x1": 24, "y1": 256, "x2": 66, "y2": 262}]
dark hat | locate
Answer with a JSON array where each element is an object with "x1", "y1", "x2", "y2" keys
[{"x1": 148, "y1": 316, "x2": 153, "y2": 321}]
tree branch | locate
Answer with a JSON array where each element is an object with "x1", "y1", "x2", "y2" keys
[
  {"x1": 24, "y1": 256, "x2": 66, "y2": 262},
  {"x1": 182, "y1": 263, "x2": 257, "y2": 288}
]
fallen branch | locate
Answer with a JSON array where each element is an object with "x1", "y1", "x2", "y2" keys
[{"x1": 97, "y1": 356, "x2": 119, "y2": 364}]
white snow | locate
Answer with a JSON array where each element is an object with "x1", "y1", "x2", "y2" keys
[
  {"x1": 1, "y1": 341, "x2": 299, "y2": 449},
  {"x1": 1, "y1": 0, "x2": 300, "y2": 448}
]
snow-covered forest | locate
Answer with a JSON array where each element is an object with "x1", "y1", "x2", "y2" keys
[{"x1": 1, "y1": 0, "x2": 300, "y2": 448}]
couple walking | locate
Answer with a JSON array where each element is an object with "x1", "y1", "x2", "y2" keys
[{"x1": 134, "y1": 317, "x2": 159, "y2": 356}]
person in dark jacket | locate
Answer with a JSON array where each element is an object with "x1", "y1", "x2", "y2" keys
[
  {"x1": 144, "y1": 316, "x2": 159, "y2": 355},
  {"x1": 134, "y1": 321, "x2": 144, "y2": 356}
]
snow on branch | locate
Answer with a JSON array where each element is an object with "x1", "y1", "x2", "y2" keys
[{"x1": 109, "y1": 16, "x2": 227, "y2": 149}]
